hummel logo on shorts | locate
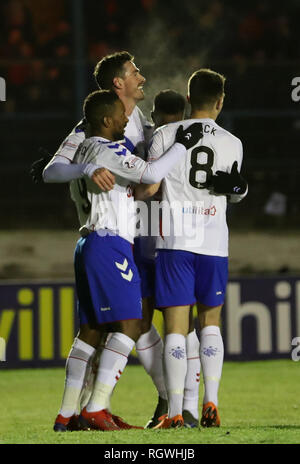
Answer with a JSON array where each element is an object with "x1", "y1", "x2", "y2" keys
[{"x1": 115, "y1": 258, "x2": 133, "y2": 281}]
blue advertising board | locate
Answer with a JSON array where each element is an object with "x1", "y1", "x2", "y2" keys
[
  {"x1": 222, "y1": 276, "x2": 300, "y2": 360},
  {"x1": 0, "y1": 276, "x2": 299, "y2": 368},
  {"x1": 0, "y1": 282, "x2": 77, "y2": 368}
]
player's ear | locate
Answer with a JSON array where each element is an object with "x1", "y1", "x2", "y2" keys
[
  {"x1": 151, "y1": 111, "x2": 161, "y2": 127},
  {"x1": 113, "y1": 77, "x2": 122, "y2": 90},
  {"x1": 103, "y1": 116, "x2": 112, "y2": 128},
  {"x1": 216, "y1": 95, "x2": 224, "y2": 111}
]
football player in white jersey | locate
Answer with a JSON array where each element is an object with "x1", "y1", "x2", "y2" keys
[
  {"x1": 136, "y1": 69, "x2": 248, "y2": 429},
  {"x1": 138, "y1": 89, "x2": 201, "y2": 429},
  {"x1": 39, "y1": 52, "x2": 169, "y2": 429},
  {"x1": 52, "y1": 89, "x2": 203, "y2": 431},
  {"x1": 41, "y1": 52, "x2": 149, "y2": 187}
]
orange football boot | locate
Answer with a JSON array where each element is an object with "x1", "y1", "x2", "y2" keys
[
  {"x1": 153, "y1": 413, "x2": 184, "y2": 429},
  {"x1": 201, "y1": 402, "x2": 221, "y2": 427}
]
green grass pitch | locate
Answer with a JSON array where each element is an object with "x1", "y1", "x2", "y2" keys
[{"x1": 0, "y1": 360, "x2": 300, "y2": 444}]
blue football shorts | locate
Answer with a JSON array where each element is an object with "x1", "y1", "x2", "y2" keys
[
  {"x1": 74, "y1": 231, "x2": 142, "y2": 326},
  {"x1": 155, "y1": 249, "x2": 228, "y2": 308},
  {"x1": 133, "y1": 237, "x2": 155, "y2": 299}
]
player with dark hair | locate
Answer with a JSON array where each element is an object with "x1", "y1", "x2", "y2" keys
[
  {"x1": 38, "y1": 52, "x2": 201, "y2": 431},
  {"x1": 93, "y1": 51, "x2": 134, "y2": 91},
  {"x1": 62, "y1": 89, "x2": 203, "y2": 431},
  {"x1": 36, "y1": 51, "x2": 166, "y2": 430},
  {"x1": 37, "y1": 52, "x2": 160, "y2": 430},
  {"x1": 137, "y1": 68, "x2": 248, "y2": 429},
  {"x1": 80, "y1": 88, "x2": 201, "y2": 430},
  {"x1": 136, "y1": 88, "x2": 201, "y2": 428},
  {"x1": 151, "y1": 89, "x2": 186, "y2": 127}
]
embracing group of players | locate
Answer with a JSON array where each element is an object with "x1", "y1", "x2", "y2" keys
[{"x1": 30, "y1": 51, "x2": 248, "y2": 432}]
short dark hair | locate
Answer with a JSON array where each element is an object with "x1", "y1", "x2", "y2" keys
[
  {"x1": 188, "y1": 68, "x2": 225, "y2": 109},
  {"x1": 83, "y1": 90, "x2": 119, "y2": 129},
  {"x1": 94, "y1": 51, "x2": 134, "y2": 90},
  {"x1": 153, "y1": 89, "x2": 186, "y2": 115}
]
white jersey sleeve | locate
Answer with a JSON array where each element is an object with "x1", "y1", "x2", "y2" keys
[
  {"x1": 49, "y1": 119, "x2": 87, "y2": 164},
  {"x1": 147, "y1": 125, "x2": 168, "y2": 161},
  {"x1": 42, "y1": 119, "x2": 102, "y2": 183},
  {"x1": 74, "y1": 137, "x2": 187, "y2": 185},
  {"x1": 42, "y1": 154, "x2": 100, "y2": 183},
  {"x1": 70, "y1": 137, "x2": 185, "y2": 243}
]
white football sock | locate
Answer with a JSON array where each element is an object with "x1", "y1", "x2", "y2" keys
[
  {"x1": 164, "y1": 333, "x2": 187, "y2": 418},
  {"x1": 136, "y1": 324, "x2": 167, "y2": 400},
  {"x1": 183, "y1": 329, "x2": 201, "y2": 419},
  {"x1": 79, "y1": 336, "x2": 107, "y2": 411},
  {"x1": 59, "y1": 338, "x2": 95, "y2": 418},
  {"x1": 86, "y1": 332, "x2": 135, "y2": 413},
  {"x1": 79, "y1": 346, "x2": 103, "y2": 411},
  {"x1": 199, "y1": 325, "x2": 224, "y2": 406}
]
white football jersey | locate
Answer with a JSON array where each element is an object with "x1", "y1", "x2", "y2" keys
[
  {"x1": 51, "y1": 106, "x2": 150, "y2": 163},
  {"x1": 50, "y1": 106, "x2": 155, "y2": 256},
  {"x1": 70, "y1": 137, "x2": 155, "y2": 244},
  {"x1": 53, "y1": 119, "x2": 87, "y2": 161},
  {"x1": 123, "y1": 106, "x2": 152, "y2": 159},
  {"x1": 148, "y1": 118, "x2": 244, "y2": 257}
]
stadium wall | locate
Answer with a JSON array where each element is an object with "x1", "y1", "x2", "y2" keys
[{"x1": 0, "y1": 276, "x2": 299, "y2": 368}]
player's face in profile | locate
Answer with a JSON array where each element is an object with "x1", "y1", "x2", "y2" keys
[
  {"x1": 111, "y1": 99, "x2": 129, "y2": 140},
  {"x1": 122, "y1": 61, "x2": 146, "y2": 101}
]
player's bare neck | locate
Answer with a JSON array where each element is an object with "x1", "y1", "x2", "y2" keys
[
  {"x1": 121, "y1": 96, "x2": 136, "y2": 117},
  {"x1": 190, "y1": 109, "x2": 216, "y2": 121},
  {"x1": 115, "y1": 90, "x2": 136, "y2": 116},
  {"x1": 90, "y1": 128, "x2": 112, "y2": 141}
]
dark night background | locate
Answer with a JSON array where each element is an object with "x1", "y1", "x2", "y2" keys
[{"x1": 0, "y1": 0, "x2": 299, "y2": 231}]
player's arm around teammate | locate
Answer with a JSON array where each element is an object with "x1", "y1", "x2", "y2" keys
[
  {"x1": 54, "y1": 90, "x2": 204, "y2": 432},
  {"x1": 43, "y1": 52, "x2": 172, "y2": 431}
]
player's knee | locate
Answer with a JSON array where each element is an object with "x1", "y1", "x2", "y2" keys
[
  {"x1": 118, "y1": 319, "x2": 142, "y2": 342},
  {"x1": 129, "y1": 319, "x2": 142, "y2": 341},
  {"x1": 197, "y1": 304, "x2": 223, "y2": 329},
  {"x1": 163, "y1": 305, "x2": 190, "y2": 336},
  {"x1": 164, "y1": 317, "x2": 189, "y2": 336},
  {"x1": 140, "y1": 317, "x2": 152, "y2": 334},
  {"x1": 165, "y1": 326, "x2": 189, "y2": 336},
  {"x1": 188, "y1": 309, "x2": 195, "y2": 333},
  {"x1": 78, "y1": 325, "x2": 102, "y2": 348},
  {"x1": 141, "y1": 297, "x2": 154, "y2": 333}
]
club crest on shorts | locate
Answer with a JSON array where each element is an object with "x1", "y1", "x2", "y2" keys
[{"x1": 115, "y1": 258, "x2": 133, "y2": 281}]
